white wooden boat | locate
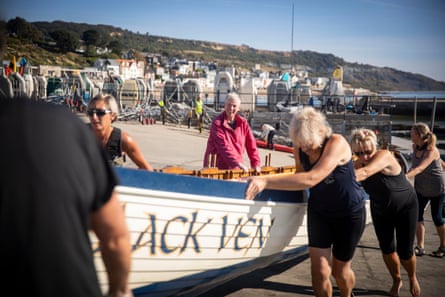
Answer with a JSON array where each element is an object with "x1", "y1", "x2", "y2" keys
[
  {"x1": 119, "y1": 79, "x2": 140, "y2": 110},
  {"x1": 91, "y1": 167, "x2": 309, "y2": 297},
  {"x1": 214, "y1": 71, "x2": 234, "y2": 107}
]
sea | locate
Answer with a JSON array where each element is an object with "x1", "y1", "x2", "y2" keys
[
  {"x1": 378, "y1": 91, "x2": 445, "y2": 99},
  {"x1": 377, "y1": 91, "x2": 445, "y2": 140}
]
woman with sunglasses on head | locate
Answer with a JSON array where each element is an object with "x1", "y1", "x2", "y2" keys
[
  {"x1": 87, "y1": 94, "x2": 153, "y2": 171},
  {"x1": 350, "y1": 128, "x2": 420, "y2": 297},
  {"x1": 406, "y1": 122, "x2": 445, "y2": 259},
  {"x1": 245, "y1": 107, "x2": 366, "y2": 297}
]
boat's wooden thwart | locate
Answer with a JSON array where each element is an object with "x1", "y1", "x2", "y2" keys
[
  {"x1": 159, "y1": 152, "x2": 296, "y2": 179},
  {"x1": 159, "y1": 163, "x2": 296, "y2": 180}
]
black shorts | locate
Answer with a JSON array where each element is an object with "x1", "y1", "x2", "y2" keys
[{"x1": 307, "y1": 206, "x2": 366, "y2": 262}]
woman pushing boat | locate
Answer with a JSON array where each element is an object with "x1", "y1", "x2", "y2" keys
[
  {"x1": 245, "y1": 106, "x2": 366, "y2": 297},
  {"x1": 87, "y1": 94, "x2": 154, "y2": 171}
]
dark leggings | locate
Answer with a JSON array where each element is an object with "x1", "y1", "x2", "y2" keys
[
  {"x1": 417, "y1": 192, "x2": 445, "y2": 227},
  {"x1": 372, "y1": 200, "x2": 418, "y2": 260},
  {"x1": 267, "y1": 130, "x2": 275, "y2": 148}
]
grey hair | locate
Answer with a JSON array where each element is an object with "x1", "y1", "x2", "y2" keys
[
  {"x1": 88, "y1": 94, "x2": 119, "y2": 121},
  {"x1": 289, "y1": 106, "x2": 332, "y2": 148},
  {"x1": 225, "y1": 92, "x2": 241, "y2": 105}
]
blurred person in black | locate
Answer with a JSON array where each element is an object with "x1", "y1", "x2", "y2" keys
[{"x1": 0, "y1": 97, "x2": 133, "y2": 297}]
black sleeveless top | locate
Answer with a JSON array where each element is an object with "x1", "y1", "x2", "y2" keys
[
  {"x1": 106, "y1": 127, "x2": 126, "y2": 166},
  {"x1": 87, "y1": 124, "x2": 124, "y2": 165},
  {"x1": 106, "y1": 127, "x2": 122, "y2": 161},
  {"x1": 361, "y1": 170, "x2": 417, "y2": 215},
  {"x1": 299, "y1": 137, "x2": 365, "y2": 217}
]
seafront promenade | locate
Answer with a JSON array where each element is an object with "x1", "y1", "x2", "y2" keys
[
  {"x1": 107, "y1": 119, "x2": 443, "y2": 297},
  {"x1": 111, "y1": 119, "x2": 296, "y2": 170}
]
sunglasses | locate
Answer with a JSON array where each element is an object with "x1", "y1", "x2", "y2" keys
[
  {"x1": 87, "y1": 109, "x2": 112, "y2": 117},
  {"x1": 353, "y1": 150, "x2": 373, "y2": 156}
]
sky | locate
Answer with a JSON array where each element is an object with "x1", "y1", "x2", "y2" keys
[{"x1": 3, "y1": 0, "x2": 445, "y2": 82}]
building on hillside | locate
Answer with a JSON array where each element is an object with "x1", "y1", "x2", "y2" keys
[
  {"x1": 93, "y1": 59, "x2": 120, "y2": 75},
  {"x1": 118, "y1": 59, "x2": 145, "y2": 80}
]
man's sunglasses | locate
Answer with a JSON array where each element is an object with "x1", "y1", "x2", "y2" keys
[
  {"x1": 87, "y1": 109, "x2": 112, "y2": 117},
  {"x1": 353, "y1": 150, "x2": 372, "y2": 156}
]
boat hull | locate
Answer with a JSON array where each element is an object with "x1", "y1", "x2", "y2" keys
[
  {"x1": 256, "y1": 139, "x2": 294, "y2": 153},
  {"x1": 91, "y1": 168, "x2": 308, "y2": 296}
]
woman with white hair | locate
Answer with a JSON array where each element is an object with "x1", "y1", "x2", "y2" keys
[
  {"x1": 203, "y1": 92, "x2": 261, "y2": 172},
  {"x1": 245, "y1": 106, "x2": 366, "y2": 297}
]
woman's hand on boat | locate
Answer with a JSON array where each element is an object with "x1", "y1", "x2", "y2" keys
[{"x1": 244, "y1": 176, "x2": 266, "y2": 200}]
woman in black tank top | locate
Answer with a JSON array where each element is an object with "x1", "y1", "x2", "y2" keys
[
  {"x1": 87, "y1": 94, "x2": 154, "y2": 170},
  {"x1": 350, "y1": 128, "x2": 420, "y2": 297},
  {"x1": 245, "y1": 107, "x2": 366, "y2": 297}
]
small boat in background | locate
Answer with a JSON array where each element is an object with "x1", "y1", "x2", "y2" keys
[
  {"x1": 256, "y1": 139, "x2": 294, "y2": 153},
  {"x1": 214, "y1": 71, "x2": 235, "y2": 108},
  {"x1": 91, "y1": 167, "x2": 309, "y2": 297},
  {"x1": 119, "y1": 78, "x2": 140, "y2": 110}
]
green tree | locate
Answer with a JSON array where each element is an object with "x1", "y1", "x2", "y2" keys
[
  {"x1": 83, "y1": 29, "x2": 101, "y2": 47},
  {"x1": 108, "y1": 40, "x2": 122, "y2": 55},
  {"x1": 7, "y1": 17, "x2": 42, "y2": 42},
  {"x1": 50, "y1": 30, "x2": 80, "y2": 53}
]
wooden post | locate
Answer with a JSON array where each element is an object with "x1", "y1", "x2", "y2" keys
[
  {"x1": 211, "y1": 154, "x2": 217, "y2": 167},
  {"x1": 431, "y1": 96, "x2": 437, "y2": 132},
  {"x1": 413, "y1": 96, "x2": 417, "y2": 124}
]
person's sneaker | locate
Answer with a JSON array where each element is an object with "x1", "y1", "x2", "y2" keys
[
  {"x1": 415, "y1": 246, "x2": 425, "y2": 256},
  {"x1": 430, "y1": 247, "x2": 445, "y2": 258}
]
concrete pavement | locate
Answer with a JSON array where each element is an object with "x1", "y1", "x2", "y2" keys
[
  {"x1": 112, "y1": 120, "x2": 296, "y2": 171},
  {"x1": 200, "y1": 218, "x2": 444, "y2": 297}
]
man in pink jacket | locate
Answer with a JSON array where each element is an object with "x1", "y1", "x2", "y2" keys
[{"x1": 203, "y1": 92, "x2": 261, "y2": 172}]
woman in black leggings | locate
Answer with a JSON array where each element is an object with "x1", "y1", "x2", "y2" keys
[{"x1": 350, "y1": 128, "x2": 420, "y2": 297}]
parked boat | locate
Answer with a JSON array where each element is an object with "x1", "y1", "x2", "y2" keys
[
  {"x1": 214, "y1": 71, "x2": 235, "y2": 108},
  {"x1": 118, "y1": 79, "x2": 139, "y2": 110},
  {"x1": 267, "y1": 79, "x2": 291, "y2": 111},
  {"x1": 182, "y1": 78, "x2": 201, "y2": 103},
  {"x1": 46, "y1": 76, "x2": 66, "y2": 97},
  {"x1": 239, "y1": 77, "x2": 257, "y2": 111},
  {"x1": 275, "y1": 100, "x2": 303, "y2": 113},
  {"x1": 256, "y1": 139, "x2": 294, "y2": 153},
  {"x1": 8, "y1": 72, "x2": 26, "y2": 97},
  {"x1": 102, "y1": 74, "x2": 122, "y2": 99},
  {"x1": 91, "y1": 167, "x2": 309, "y2": 297},
  {"x1": 0, "y1": 74, "x2": 13, "y2": 98},
  {"x1": 163, "y1": 79, "x2": 183, "y2": 103}
]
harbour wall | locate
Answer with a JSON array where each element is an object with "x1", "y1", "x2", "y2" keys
[{"x1": 250, "y1": 112, "x2": 393, "y2": 148}]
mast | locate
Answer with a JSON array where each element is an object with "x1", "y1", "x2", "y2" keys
[{"x1": 290, "y1": 3, "x2": 294, "y2": 71}]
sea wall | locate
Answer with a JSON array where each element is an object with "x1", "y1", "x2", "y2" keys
[{"x1": 250, "y1": 112, "x2": 392, "y2": 148}]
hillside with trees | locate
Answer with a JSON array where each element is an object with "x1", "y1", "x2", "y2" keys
[{"x1": 3, "y1": 17, "x2": 445, "y2": 92}]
